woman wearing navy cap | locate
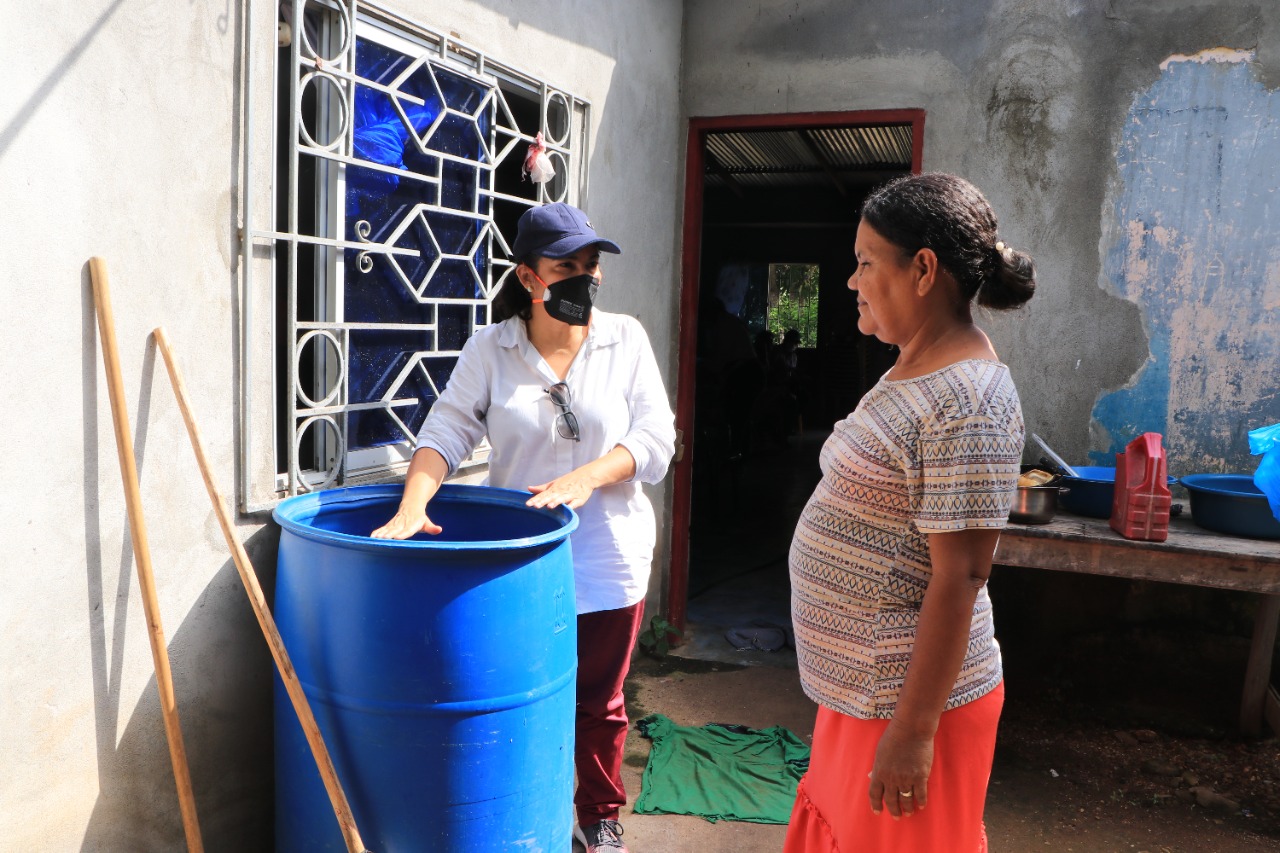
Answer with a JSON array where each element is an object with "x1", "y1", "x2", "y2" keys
[{"x1": 373, "y1": 202, "x2": 675, "y2": 853}]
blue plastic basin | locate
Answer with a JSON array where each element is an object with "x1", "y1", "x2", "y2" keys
[
  {"x1": 1057, "y1": 467, "x2": 1118, "y2": 518},
  {"x1": 1179, "y1": 474, "x2": 1280, "y2": 540},
  {"x1": 272, "y1": 483, "x2": 579, "y2": 852},
  {"x1": 1057, "y1": 466, "x2": 1179, "y2": 519}
]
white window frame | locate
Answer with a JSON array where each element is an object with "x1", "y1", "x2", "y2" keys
[{"x1": 239, "y1": 0, "x2": 590, "y2": 511}]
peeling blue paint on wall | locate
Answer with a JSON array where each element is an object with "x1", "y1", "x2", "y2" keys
[{"x1": 1093, "y1": 54, "x2": 1280, "y2": 472}]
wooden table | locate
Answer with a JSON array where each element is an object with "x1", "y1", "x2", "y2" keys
[{"x1": 995, "y1": 511, "x2": 1280, "y2": 736}]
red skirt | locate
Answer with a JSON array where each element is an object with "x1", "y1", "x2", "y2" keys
[{"x1": 783, "y1": 682, "x2": 1004, "y2": 853}]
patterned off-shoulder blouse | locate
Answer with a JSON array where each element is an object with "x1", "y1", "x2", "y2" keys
[{"x1": 789, "y1": 359, "x2": 1024, "y2": 719}]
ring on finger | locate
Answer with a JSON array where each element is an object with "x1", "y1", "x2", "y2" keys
[{"x1": 899, "y1": 790, "x2": 914, "y2": 798}]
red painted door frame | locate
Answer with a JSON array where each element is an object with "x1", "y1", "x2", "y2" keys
[{"x1": 666, "y1": 109, "x2": 926, "y2": 633}]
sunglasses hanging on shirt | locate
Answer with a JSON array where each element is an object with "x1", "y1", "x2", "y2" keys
[{"x1": 546, "y1": 382, "x2": 581, "y2": 441}]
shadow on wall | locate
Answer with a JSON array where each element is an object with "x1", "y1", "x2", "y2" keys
[
  {"x1": 80, "y1": 266, "x2": 277, "y2": 851},
  {"x1": 79, "y1": 537, "x2": 279, "y2": 853},
  {"x1": 0, "y1": 0, "x2": 127, "y2": 159}
]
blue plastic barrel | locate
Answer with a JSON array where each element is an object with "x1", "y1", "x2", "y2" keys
[{"x1": 272, "y1": 484, "x2": 578, "y2": 852}]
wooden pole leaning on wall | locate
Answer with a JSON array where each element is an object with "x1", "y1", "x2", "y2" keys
[
  {"x1": 88, "y1": 259, "x2": 204, "y2": 853},
  {"x1": 152, "y1": 327, "x2": 370, "y2": 853}
]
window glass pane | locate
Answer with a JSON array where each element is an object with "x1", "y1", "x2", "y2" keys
[
  {"x1": 348, "y1": 329, "x2": 443, "y2": 448},
  {"x1": 343, "y1": 36, "x2": 490, "y2": 307},
  {"x1": 341, "y1": 34, "x2": 491, "y2": 453},
  {"x1": 437, "y1": 303, "x2": 473, "y2": 352}
]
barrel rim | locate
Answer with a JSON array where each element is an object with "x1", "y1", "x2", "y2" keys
[{"x1": 272, "y1": 483, "x2": 579, "y2": 551}]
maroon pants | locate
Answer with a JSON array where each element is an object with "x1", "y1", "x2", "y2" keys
[{"x1": 574, "y1": 601, "x2": 646, "y2": 825}]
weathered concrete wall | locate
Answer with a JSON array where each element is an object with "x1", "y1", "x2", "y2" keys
[
  {"x1": 683, "y1": 0, "x2": 1280, "y2": 473},
  {"x1": 0, "y1": 0, "x2": 684, "y2": 848},
  {"x1": 1095, "y1": 49, "x2": 1280, "y2": 471}
]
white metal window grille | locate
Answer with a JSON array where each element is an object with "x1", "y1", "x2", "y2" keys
[{"x1": 242, "y1": 0, "x2": 589, "y2": 506}]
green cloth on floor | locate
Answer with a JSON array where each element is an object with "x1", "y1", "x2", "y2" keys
[{"x1": 633, "y1": 713, "x2": 810, "y2": 824}]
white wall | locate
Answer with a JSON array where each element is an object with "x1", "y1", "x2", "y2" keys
[{"x1": 0, "y1": 0, "x2": 685, "y2": 848}]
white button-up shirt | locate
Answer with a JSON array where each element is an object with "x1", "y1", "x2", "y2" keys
[{"x1": 415, "y1": 310, "x2": 677, "y2": 614}]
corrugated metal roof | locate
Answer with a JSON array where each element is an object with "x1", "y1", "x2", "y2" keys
[{"x1": 704, "y1": 124, "x2": 914, "y2": 190}]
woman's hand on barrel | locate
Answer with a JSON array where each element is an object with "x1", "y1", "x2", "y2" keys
[
  {"x1": 526, "y1": 472, "x2": 595, "y2": 510},
  {"x1": 374, "y1": 448, "x2": 449, "y2": 538},
  {"x1": 371, "y1": 507, "x2": 443, "y2": 539}
]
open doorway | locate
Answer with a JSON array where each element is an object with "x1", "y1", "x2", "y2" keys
[{"x1": 667, "y1": 111, "x2": 924, "y2": 642}]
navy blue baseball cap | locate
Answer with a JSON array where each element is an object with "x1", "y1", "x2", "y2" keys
[{"x1": 511, "y1": 203, "x2": 622, "y2": 261}]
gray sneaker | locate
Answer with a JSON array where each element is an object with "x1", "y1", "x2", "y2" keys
[{"x1": 580, "y1": 819, "x2": 629, "y2": 853}]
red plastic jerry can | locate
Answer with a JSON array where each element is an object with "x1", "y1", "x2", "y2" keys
[{"x1": 1110, "y1": 432, "x2": 1172, "y2": 542}]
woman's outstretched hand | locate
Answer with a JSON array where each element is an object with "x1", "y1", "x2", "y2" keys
[
  {"x1": 370, "y1": 507, "x2": 443, "y2": 539},
  {"x1": 526, "y1": 446, "x2": 638, "y2": 511},
  {"x1": 526, "y1": 472, "x2": 596, "y2": 510}
]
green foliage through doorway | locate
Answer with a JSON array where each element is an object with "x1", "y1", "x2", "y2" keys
[{"x1": 767, "y1": 264, "x2": 819, "y2": 346}]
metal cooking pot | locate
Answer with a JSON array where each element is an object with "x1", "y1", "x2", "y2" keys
[{"x1": 1009, "y1": 485, "x2": 1068, "y2": 525}]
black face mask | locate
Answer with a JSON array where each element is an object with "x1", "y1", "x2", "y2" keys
[{"x1": 536, "y1": 273, "x2": 600, "y2": 326}]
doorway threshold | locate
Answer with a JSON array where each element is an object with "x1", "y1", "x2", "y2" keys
[{"x1": 676, "y1": 563, "x2": 797, "y2": 669}]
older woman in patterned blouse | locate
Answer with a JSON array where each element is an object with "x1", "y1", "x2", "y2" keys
[{"x1": 784, "y1": 173, "x2": 1036, "y2": 853}]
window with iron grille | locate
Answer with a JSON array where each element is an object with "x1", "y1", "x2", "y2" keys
[{"x1": 244, "y1": 0, "x2": 589, "y2": 503}]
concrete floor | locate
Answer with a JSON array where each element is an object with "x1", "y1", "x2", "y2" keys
[
  {"x1": 601, "y1": 428, "x2": 820, "y2": 853},
  {"x1": 616, "y1": 651, "x2": 811, "y2": 853},
  {"x1": 614, "y1": 567, "x2": 811, "y2": 852}
]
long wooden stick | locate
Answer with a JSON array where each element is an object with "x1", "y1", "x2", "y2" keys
[
  {"x1": 88, "y1": 259, "x2": 204, "y2": 853},
  {"x1": 152, "y1": 326, "x2": 369, "y2": 853}
]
